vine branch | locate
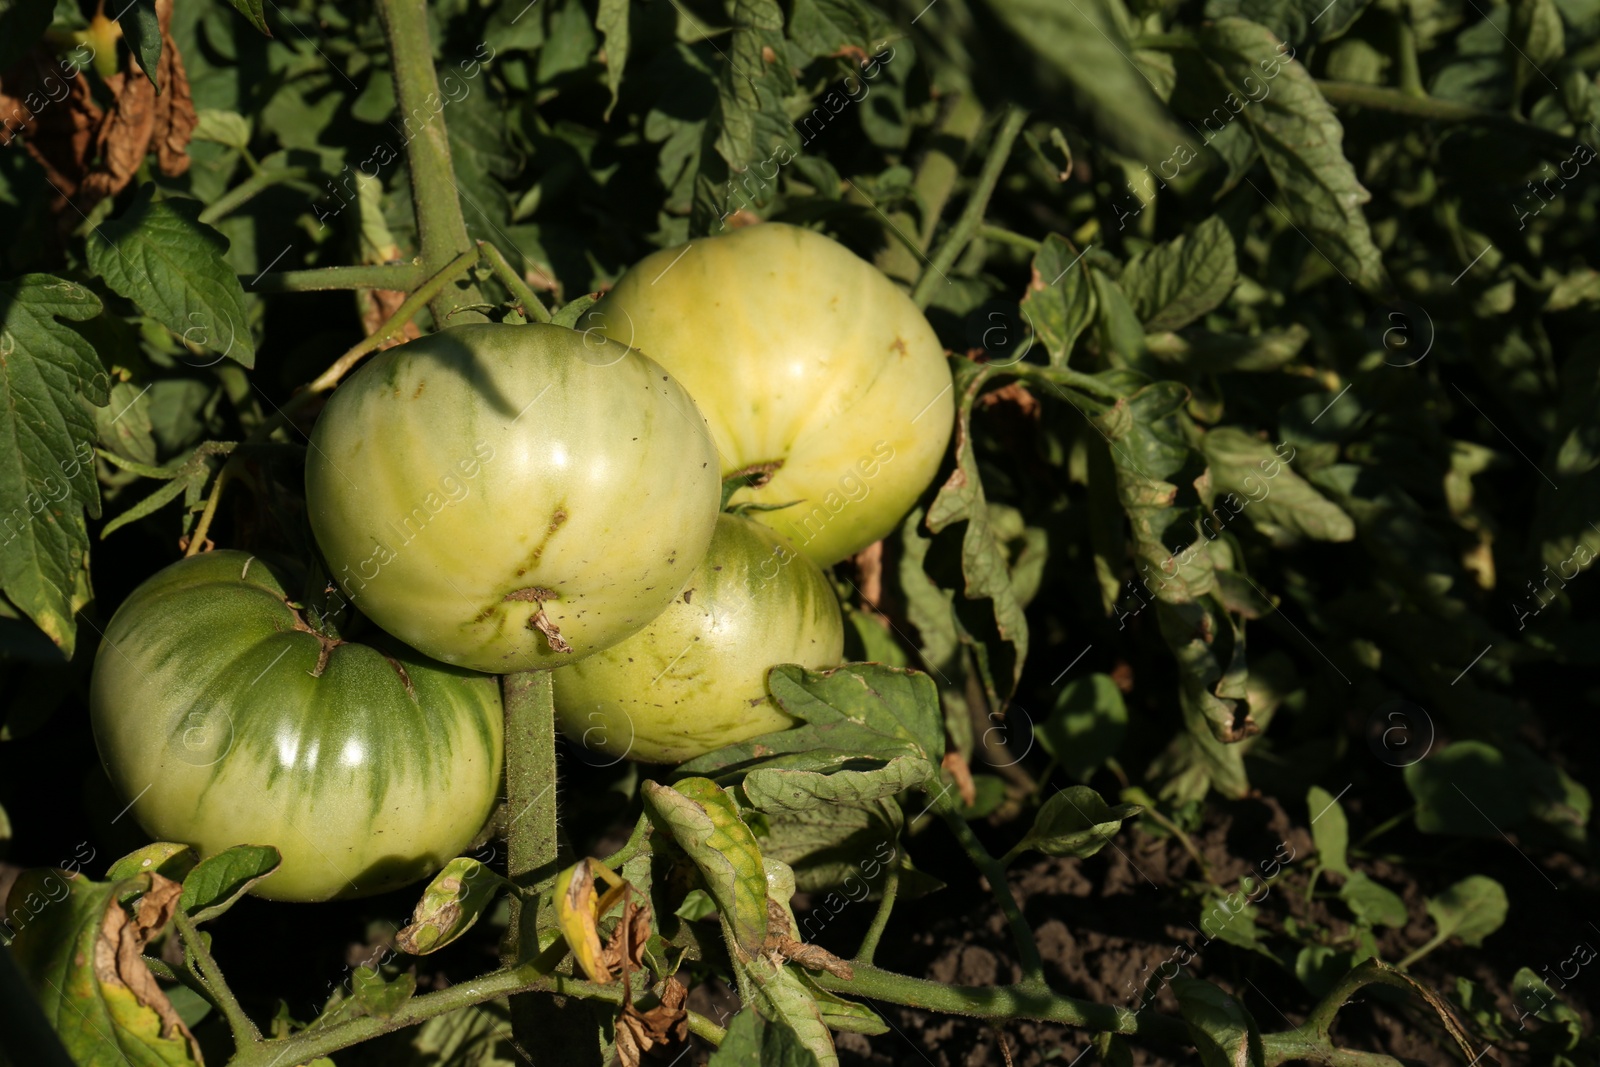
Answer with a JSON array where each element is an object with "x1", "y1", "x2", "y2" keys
[
  {"x1": 912, "y1": 105, "x2": 1028, "y2": 308},
  {"x1": 174, "y1": 910, "x2": 261, "y2": 1047}
]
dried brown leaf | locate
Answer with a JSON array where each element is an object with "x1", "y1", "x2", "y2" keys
[
  {"x1": 615, "y1": 976, "x2": 688, "y2": 1067},
  {"x1": 942, "y1": 748, "x2": 978, "y2": 807},
  {"x1": 95, "y1": 874, "x2": 201, "y2": 1060},
  {"x1": 359, "y1": 288, "x2": 423, "y2": 350},
  {"x1": 150, "y1": 0, "x2": 196, "y2": 177}
]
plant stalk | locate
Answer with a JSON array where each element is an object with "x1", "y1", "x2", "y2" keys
[
  {"x1": 853, "y1": 856, "x2": 901, "y2": 966},
  {"x1": 934, "y1": 795, "x2": 1045, "y2": 983},
  {"x1": 374, "y1": 0, "x2": 488, "y2": 324},
  {"x1": 911, "y1": 105, "x2": 1028, "y2": 308},
  {"x1": 247, "y1": 263, "x2": 425, "y2": 293},
  {"x1": 198, "y1": 166, "x2": 318, "y2": 227},
  {"x1": 174, "y1": 910, "x2": 261, "y2": 1047},
  {"x1": 479, "y1": 240, "x2": 553, "y2": 323}
]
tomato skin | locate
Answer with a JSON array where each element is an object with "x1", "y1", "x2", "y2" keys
[
  {"x1": 305, "y1": 323, "x2": 722, "y2": 673},
  {"x1": 592, "y1": 223, "x2": 955, "y2": 566},
  {"x1": 552, "y1": 514, "x2": 844, "y2": 763},
  {"x1": 88, "y1": 551, "x2": 504, "y2": 903}
]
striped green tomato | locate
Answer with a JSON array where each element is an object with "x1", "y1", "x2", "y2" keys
[
  {"x1": 305, "y1": 323, "x2": 721, "y2": 673},
  {"x1": 552, "y1": 514, "x2": 843, "y2": 763},
  {"x1": 88, "y1": 551, "x2": 503, "y2": 903},
  {"x1": 592, "y1": 223, "x2": 955, "y2": 566}
]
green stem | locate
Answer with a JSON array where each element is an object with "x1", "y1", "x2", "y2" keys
[
  {"x1": 1353, "y1": 805, "x2": 1414, "y2": 850},
  {"x1": 479, "y1": 240, "x2": 553, "y2": 323},
  {"x1": 911, "y1": 105, "x2": 1028, "y2": 308},
  {"x1": 1315, "y1": 81, "x2": 1577, "y2": 154},
  {"x1": 174, "y1": 910, "x2": 261, "y2": 1048},
  {"x1": 374, "y1": 0, "x2": 487, "y2": 324},
  {"x1": 1390, "y1": 13, "x2": 1424, "y2": 98},
  {"x1": 183, "y1": 463, "x2": 234, "y2": 557},
  {"x1": 812, "y1": 963, "x2": 1186, "y2": 1044},
  {"x1": 935, "y1": 795, "x2": 1045, "y2": 983},
  {"x1": 913, "y1": 91, "x2": 985, "y2": 251},
  {"x1": 853, "y1": 856, "x2": 901, "y2": 966},
  {"x1": 602, "y1": 812, "x2": 652, "y2": 870},
  {"x1": 1396, "y1": 930, "x2": 1447, "y2": 970},
  {"x1": 198, "y1": 166, "x2": 317, "y2": 226},
  {"x1": 248, "y1": 263, "x2": 425, "y2": 293},
  {"x1": 977, "y1": 224, "x2": 1041, "y2": 252}
]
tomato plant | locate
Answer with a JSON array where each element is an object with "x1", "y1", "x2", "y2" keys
[
  {"x1": 0, "y1": 0, "x2": 1593, "y2": 1066},
  {"x1": 306, "y1": 322, "x2": 722, "y2": 673},
  {"x1": 553, "y1": 513, "x2": 844, "y2": 763},
  {"x1": 89, "y1": 551, "x2": 504, "y2": 903},
  {"x1": 595, "y1": 223, "x2": 956, "y2": 566}
]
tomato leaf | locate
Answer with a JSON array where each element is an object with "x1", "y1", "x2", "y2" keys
[
  {"x1": 1021, "y1": 236, "x2": 1097, "y2": 369},
  {"x1": 1119, "y1": 217, "x2": 1237, "y2": 333},
  {"x1": 596, "y1": 0, "x2": 629, "y2": 119},
  {"x1": 709, "y1": 1006, "x2": 822, "y2": 1067},
  {"x1": 1037, "y1": 673, "x2": 1129, "y2": 782},
  {"x1": 105, "y1": 843, "x2": 198, "y2": 886},
  {"x1": 179, "y1": 844, "x2": 281, "y2": 923},
  {"x1": 641, "y1": 778, "x2": 769, "y2": 957},
  {"x1": 1201, "y1": 429, "x2": 1353, "y2": 543},
  {"x1": 116, "y1": 0, "x2": 162, "y2": 91},
  {"x1": 756, "y1": 796, "x2": 904, "y2": 893},
  {"x1": 1425, "y1": 875, "x2": 1508, "y2": 947},
  {"x1": 1339, "y1": 871, "x2": 1407, "y2": 928},
  {"x1": 395, "y1": 857, "x2": 511, "y2": 955},
  {"x1": 1173, "y1": 977, "x2": 1265, "y2": 1067},
  {"x1": 1010, "y1": 786, "x2": 1140, "y2": 862},
  {"x1": 86, "y1": 187, "x2": 257, "y2": 369},
  {"x1": 7, "y1": 870, "x2": 202, "y2": 1066},
  {"x1": 221, "y1": 0, "x2": 271, "y2": 36},
  {"x1": 0, "y1": 275, "x2": 109, "y2": 660},
  {"x1": 739, "y1": 955, "x2": 839, "y2": 1066},
  {"x1": 352, "y1": 968, "x2": 416, "y2": 1019}
]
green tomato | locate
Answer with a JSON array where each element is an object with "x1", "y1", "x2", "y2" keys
[
  {"x1": 88, "y1": 551, "x2": 503, "y2": 903},
  {"x1": 552, "y1": 514, "x2": 843, "y2": 763},
  {"x1": 305, "y1": 323, "x2": 721, "y2": 673},
  {"x1": 592, "y1": 223, "x2": 955, "y2": 566}
]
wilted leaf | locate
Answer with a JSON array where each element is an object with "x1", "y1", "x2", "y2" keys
[
  {"x1": 396, "y1": 857, "x2": 510, "y2": 955},
  {"x1": 642, "y1": 778, "x2": 768, "y2": 957},
  {"x1": 1022, "y1": 236, "x2": 1097, "y2": 368},
  {"x1": 709, "y1": 1006, "x2": 822, "y2": 1067},
  {"x1": 1009, "y1": 786, "x2": 1141, "y2": 861}
]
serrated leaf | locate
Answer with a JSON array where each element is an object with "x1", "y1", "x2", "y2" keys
[
  {"x1": 117, "y1": 0, "x2": 162, "y2": 91},
  {"x1": 1120, "y1": 217, "x2": 1237, "y2": 332},
  {"x1": 1199, "y1": 19, "x2": 1385, "y2": 291},
  {"x1": 87, "y1": 188, "x2": 256, "y2": 368},
  {"x1": 926, "y1": 361, "x2": 1029, "y2": 702},
  {"x1": 8, "y1": 870, "x2": 201, "y2": 1066},
  {"x1": 1012, "y1": 786, "x2": 1140, "y2": 861},
  {"x1": 986, "y1": 0, "x2": 1186, "y2": 169},
  {"x1": 0, "y1": 275, "x2": 109, "y2": 659},
  {"x1": 709, "y1": 1007, "x2": 823, "y2": 1067},
  {"x1": 744, "y1": 754, "x2": 932, "y2": 813},
  {"x1": 1307, "y1": 785, "x2": 1349, "y2": 876},
  {"x1": 1425, "y1": 876, "x2": 1507, "y2": 946},
  {"x1": 677, "y1": 664, "x2": 944, "y2": 790},
  {"x1": 352, "y1": 968, "x2": 415, "y2": 1020},
  {"x1": 191, "y1": 110, "x2": 251, "y2": 149},
  {"x1": 1203, "y1": 0, "x2": 1372, "y2": 46},
  {"x1": 788, "y1": 0, "x2": 877, "y2": 58},
  {"x1": 596, "y1": 0, "x2": 630, "y2": 118},
  {"x1": 642, "y1": 778, "x2": 768, "y2": 957},
  {"x1": 1340, "y1": 871, "x2": 1407, "y2": 927},
  {"x1": 757, "y1": 797, "x2": 904, "y2": 894},
  {"x1": 1021, "y1": 236, "x2": 1096, "y2": 369},
  {"x1": 1037, "y1": 673, "x2": 1128, "y2": 781},
  {"x1": 179, "y1": 844, "x2": 280, "y2": 922},
  {"x1": 224, "y1": 0, "x2": 270, "y2": 36},
  {"x1": 395, "y1": 858, "x2": 510, "y2": 956},
  {"x1": 1173, "y1": 978, "x2": 1265, "y2": 1067},
  {"x1": 105, "y1": 844, "x2": 197, "y2": 885},
  {"x1": 1202, "y1": 428, "x2": 1353, "y2": 542}
]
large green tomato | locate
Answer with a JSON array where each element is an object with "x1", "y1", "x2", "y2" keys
[
  {"x1": 592, "y1": 223, "x2": 955, "y2": 566},
  {"x1": 305, "y1": 323, "x2": 721, "y2": 673},
  {"x1": 89, "y1": 551, "x2": 503, "y2": 903},
  {"x1": 552, "y1": 514, "x2": 843, "y2": 763}
]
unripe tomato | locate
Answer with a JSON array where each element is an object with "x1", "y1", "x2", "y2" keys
[
  {"x1": 305, "y1": 323, "x2": 721, "y2": 673},
  {"x1": 88, "y1": 551, "x2": 503, "y2": 903},
  {"x1": 552, "y1": 514, "x2": 844, "y2": 763},
  {"x1": 592, "y1": 223, "x2": 955, "y2": 566}
]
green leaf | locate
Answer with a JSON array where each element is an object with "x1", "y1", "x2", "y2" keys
[
  {"x1": 105, "y1": 844, "x2": 197, "y2": 885},
  {"x1": 1340, "y1": 871, "x2": 1407, "y2": 927},
  {"x1": 179, "y1": 844, "x2": 281, "y2": 922},
  {"x1": 1020, "y1": 236, "x2": 1096, "y2": 368},
  {"x1": 1307, "y1": 785, "x2": 1350, "y2": 877},
  {"x1": 596, "y1": 0, "x2": 630, "y2": 119},
  {"x1": 1202, "y1": 429, "x2": 1354, "y2": 543},
  {"x1": 0, "y1": 0, "x2": 54, "y2": 72},
  {"x1": 1012, "y1": 786, "x2": 1141, "y2": 861},
  {"x1": 1120, "y1": 217, "x2": 1237, "y2": 332},
  {"x1": 0, "y1": 275, "x2": 109, "y2": 659},
  {"x1": 744, "y1": 753, "x2": 933, "y2": 813},
  {"x1": 741, "y1": 955, "x2": 839, "y2": 1066},
  {"x1": 395, "y1": 858, "x2": 511, "y2": 955},
  {"x1": 788, "y1": 0, "x2": 878, "y2": 58},
  {"x1": 793, "y1": 969, "x2": 889, "y2": 1034},
  {"x1": 8, "y1": 870, "x2": 201, "y2": 1065},
  {"x1": 710, "y1": 1007, "x2": 822, "y2": 1067},
  {"x1": 191, "y1": 110, "x2": 252, "y2": 149},
  {"x1": 756, "y1": 797, "x2": 903, "y2": 893},
  {"x1": 1037, "y1": 673, "x2": 1128, "y2": 781},
  {"x1": 1425, "y1": 876, "x2": 1508, "y2": 947},
  {"x1": 352, "y1": 968, "x2": 416, "y2": 1020},
  {"x1": 87, "y1": 188, "x2": 257, "y2": 368},
  {"x1": 675, "y1": 888, "x2": 719, "y2": 921},
  {"x1": 927, "y1": 361, "x2": 1030, "y2": 702},
  {"x1": 986, "y1": 0, "x2": 1186, "y2": 168},
  {"x1": 1173, "y1": 978, "x2": 1265, "y2": 1067},
  {"x1": 1203, "y1": 0, "x2": 1372, "y2": 46},
  {"x1": 1404, "y1": 741, "x2": 1532, "y2": 835},
  {"x1": 222, "y1": 0, "x2": 271, "y2": 36},
  {"x1": 116, "y1": 1, "x2": 162, "y2": 91},
  {"x1": 1199, "y1": 18, "x2": 1386, "y2": 291},
  {"x1": 677, "y1": 664, "x2": 944, "y2": 796},
  {"x1": 642, "y1": 778, "x2": 769, "y2": 956}
]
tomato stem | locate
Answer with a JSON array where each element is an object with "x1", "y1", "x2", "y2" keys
[
  {"x1": 932, "y1": 789, "x2": 1046, "y2": 983},
  {"x1": 248, "y1": 263, "x2": 425, "y2": 293},
  {"x1": 173, "y1": 908, "x2": 261, "y2": 1048},
  {"x1": 851, "y1": 853, "x2": 901, "y2": 966},
  {"x1": 478, "y1": 240, "x2": 554, "y2": 323}
]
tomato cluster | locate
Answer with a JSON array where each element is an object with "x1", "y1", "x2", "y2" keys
[{"x1": 90, "y1": 224, "x2": 952, "y2": 901}]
